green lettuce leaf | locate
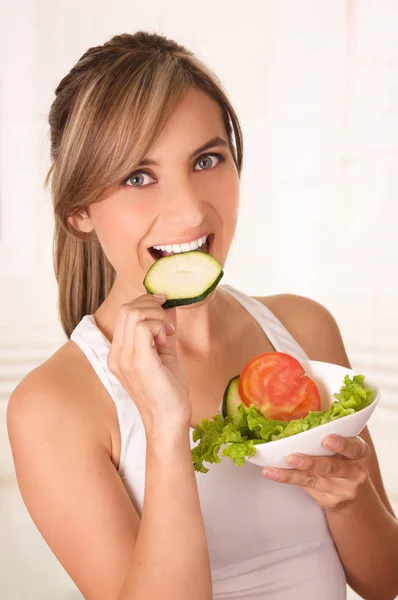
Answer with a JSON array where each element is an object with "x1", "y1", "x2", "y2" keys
[{"x1": 191, "y1": 374, "x2": 374, "y2": 473}]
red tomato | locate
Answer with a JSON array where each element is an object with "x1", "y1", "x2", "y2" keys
[{"x1": 238, "y1": 352, "x2": 321, "y2": 421}]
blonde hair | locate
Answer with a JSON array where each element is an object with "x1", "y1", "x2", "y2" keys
[{"x1": 44, "y1": 31, "x2": 244, "y2": 338}]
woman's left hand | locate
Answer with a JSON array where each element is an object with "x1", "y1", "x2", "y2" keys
[{"x1": 262, "y1": 434, "x2": 371, "y2": 511}]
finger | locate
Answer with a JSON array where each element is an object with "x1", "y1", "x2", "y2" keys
[
  {"x1": 322, "y1": 435, "x2": 371, "y2": 461},
  {"x1": 262, "y1": 467, "x2": 360, "y2": 498},
  {"x1": 121, "y1": 300, "x2": 174, "y2": 337},
  {"x1": 133, "y1": 320, "x2": 162, "y2": 374},
  {"x1": 151, "y1": 294, "x2": 167, "y2": 301},
  {"x1": 145, "y1": 319, "x2": 168, "y2": 346},
  {"x1": 262, "y1": 465, "x2": 325, "y2": 489},
  {"x1": 121, "y1": 318, "x2": 167, "y2": 369},
  {"x1": 141, "y1": 296, "x2": 175, "y2": 334},
  {"x1": 286, "y1": 453, "x2": 367, "y2": 481},
  {"x1": 143, "y1": 293, "x2": 176, "y2": 331},
  {"x1": 108, "y1": 298, "x2": 173, "y2": 374}
]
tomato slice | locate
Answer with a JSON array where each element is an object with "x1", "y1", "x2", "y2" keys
[{"x1": 238, "y1": 352, "x2": 320, "y2": 421}]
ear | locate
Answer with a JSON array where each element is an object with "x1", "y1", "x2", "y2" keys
[{"x1": 68, "y1": 211, "x2": 94, "y2": 233}]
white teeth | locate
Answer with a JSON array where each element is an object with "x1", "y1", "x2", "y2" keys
[{"x1": 152, "y1": 235, "x2": 208, "y2": 254}]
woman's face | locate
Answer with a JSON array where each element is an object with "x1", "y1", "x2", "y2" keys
[{"x1": 69, "y1": 87, "x2": 240, "y2": 290}]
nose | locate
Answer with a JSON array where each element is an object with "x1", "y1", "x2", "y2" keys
[{"x1": 163, "y1": 177, "x2": 206, "y2": 226}]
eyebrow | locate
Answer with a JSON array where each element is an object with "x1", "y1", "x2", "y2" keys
[{"x1": 138, "y1": 136, "x2": 229, "y2": 167}]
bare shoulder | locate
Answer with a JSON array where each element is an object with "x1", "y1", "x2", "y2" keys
[
  {"x1": 7, "y1": 340, "x2": 114, "y2": 461},
  {"x1": 252, "y1": 293, "x2": 350, "y2": 365},
  {"x1": 8, "y1": 341, "x2": 82, "y2": 417}
]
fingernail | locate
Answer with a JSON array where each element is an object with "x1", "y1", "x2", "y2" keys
[
  {"x1": 262, "y1": 468, "x2": 279, "y2": 480},
  {"x1": 287, "y1": 454, "x2": 304, "y2": 467},
  {"x1": 324, "y1": 435, "x2": 340, "y2": 450},
  {"x1": 153, "y1": 293, "x2": 167, "y2": 298}
]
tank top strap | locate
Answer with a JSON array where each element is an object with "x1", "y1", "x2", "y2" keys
[
  {"x1": 70, "y1": 315, "x2": 141, "y2": 417},
  {"x1": 220, "y1": 284, "x2": 310, "y2": 362},
  {"x1": 70, "y1": 315, "x2": 114, "y2": 394}
]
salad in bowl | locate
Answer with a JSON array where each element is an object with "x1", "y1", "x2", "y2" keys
[{"x1": 191, "y1": 352, "x2": 380, "y2": 472}]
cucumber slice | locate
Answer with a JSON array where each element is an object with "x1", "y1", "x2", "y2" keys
[
  {"x1": 143, "y1": 250, "x2": 224, "y2": 308},
  {"x1": 222, "y1": 375, "x2": 242, "y2": 419}
]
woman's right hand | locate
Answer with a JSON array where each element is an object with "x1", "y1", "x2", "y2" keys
[{"x1": 107, "y1": 293, "x2": 191, "y2": 436}]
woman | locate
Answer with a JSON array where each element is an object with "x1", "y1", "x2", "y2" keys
[{"x1": 7, "y1": 31, "x2": 398, "y2": 600}]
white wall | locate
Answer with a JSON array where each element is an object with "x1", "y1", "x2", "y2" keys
[{"x1": 1, "y1": 1, "x2": 397, "y2": 598}]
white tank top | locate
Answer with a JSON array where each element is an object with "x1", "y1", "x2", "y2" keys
[{"x1": 70, "y1": 284, "x2": 347, "y2": 599}]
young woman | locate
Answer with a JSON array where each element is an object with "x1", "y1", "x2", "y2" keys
[{"x1": 7, "y1": 31, "x2": 398, "y2": 600}]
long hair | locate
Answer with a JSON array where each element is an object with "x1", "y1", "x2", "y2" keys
[{"x1": 44, "y1": 31, "x2": 244, "y2": 338}]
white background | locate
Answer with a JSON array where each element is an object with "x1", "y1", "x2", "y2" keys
[{"x1": 1, "y1": 1, "x2": 397, "y2": 598}]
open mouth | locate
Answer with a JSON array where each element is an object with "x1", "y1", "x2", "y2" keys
[{"x1": 148, "y1": 233, "x2": 215, "y2": 262}]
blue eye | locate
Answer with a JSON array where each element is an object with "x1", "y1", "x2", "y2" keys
[
  {"x1": 121, "y1": 152, "x2": 225, "y2": 189},
  {"x1": 123, "y1": 170, "x2": 155, "y2": 188},
  {"x1": 194, "y1": 153, "x2": 225, "y2": 171}
]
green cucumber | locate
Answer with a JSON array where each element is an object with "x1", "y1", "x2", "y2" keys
[
  {"x1": 143, "y1": 250, "x2": 224, "y2": 309},
  {"x1": 222, "y1": 375, "x2": 242, "y2": 419}
]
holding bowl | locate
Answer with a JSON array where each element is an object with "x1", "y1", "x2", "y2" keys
[{"x1": 246, "y1": 360, "x2": 380, "y2": 469}]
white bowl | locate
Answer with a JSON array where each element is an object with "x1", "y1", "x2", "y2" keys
[{"x1": 245, "y1": 360, "x2": 380, "y2": 469}]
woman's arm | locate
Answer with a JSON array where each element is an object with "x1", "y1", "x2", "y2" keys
[
  {"x1": 325, "y1": 472, "x2": 398, "y2": 600},
  {"x1": 7, "y1": 363, "x2": 212, "y2": 600},
  {"x1": 257, "y1": 294, "x2": 398, "y2": 600},
  {"x1": 119, "y1": 428, "x2": 212, "y2": 600}
]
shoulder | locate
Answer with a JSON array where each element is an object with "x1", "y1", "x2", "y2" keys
[
  {"x1": 8, "y1": 342, "x2": 81, "y2": 417},
  {"x1": 7, "y1": 341, "x2": 114, "y2": 461},
  {"x1": 8, "y1": 341, "x2": 96, "y2": 410},
  {"x1": 252, "y1": 293, "x2": 351, "y2": 366}
]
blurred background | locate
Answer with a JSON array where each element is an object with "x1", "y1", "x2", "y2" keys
[{"x1": 0, "y1": 0, "x2": 397, "y2": 598}]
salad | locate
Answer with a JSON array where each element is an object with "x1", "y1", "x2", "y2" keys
[{"x1": 191, "y1": 355, "x2": 374, "y2": 474}]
